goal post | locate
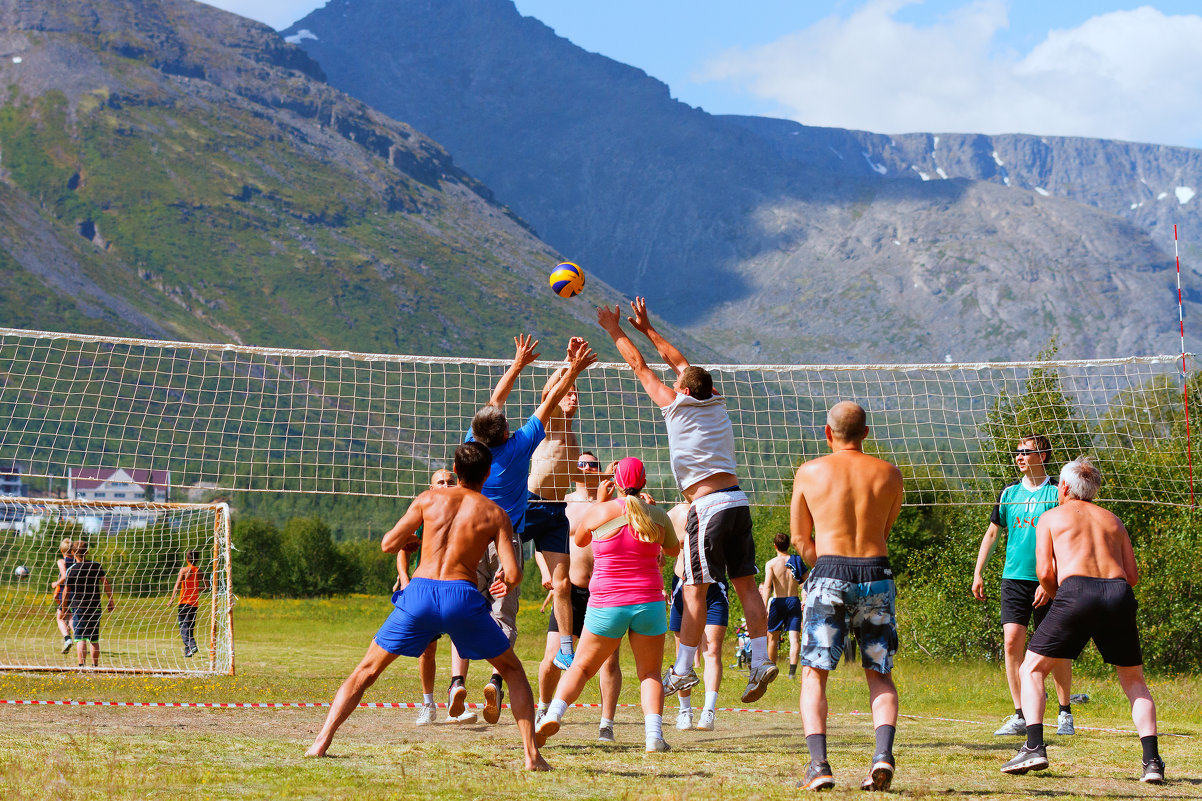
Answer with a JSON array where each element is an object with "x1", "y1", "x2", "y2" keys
[{"x1": 0, "y1": 498, "x2": 234, "y2": 675}]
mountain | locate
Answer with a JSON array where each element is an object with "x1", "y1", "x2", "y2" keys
[
  {"x1": 0, "y1": 0, "x2": 711, "y2": 360},
  {"x1": 285, "y1": 0, "x2": 1202, "y2": 363}
]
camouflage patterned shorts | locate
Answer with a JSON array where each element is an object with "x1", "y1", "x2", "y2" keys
[{"x1": 800, "y1": 573, "x2": 897, "y2": 674}]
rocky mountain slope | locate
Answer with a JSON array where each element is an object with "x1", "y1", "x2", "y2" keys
[{"x1": 285, "y1": 0, "x2": 1202, "y2": 363}]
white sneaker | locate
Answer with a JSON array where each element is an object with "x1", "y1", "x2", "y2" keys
[
  {"x1": 646, "y1": 737, "x2": 672, "y2": 753},
  {"x1": 445, "y1": 709, "x2": 478, "y2": 724},
  {"x1": 1056, "y1": 710, "x2": 1075, "y2": 735},
  {"x1": 675, "y1": 708, "x2": 694, "y2": 730},
  {"x1": 415, "y1": 703, "x2": 437, "y2": 727},
  {"x1": 696, "y1": 709, "x2": 716, "y2": 731},
  {"x1": 662, "y1": 667, "x2": 700, "y2": 696},
  {"x1": 993, "y1": 714, "x2": 1027, "y2": 736}
]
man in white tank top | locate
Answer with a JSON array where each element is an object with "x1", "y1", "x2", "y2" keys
[{"x1": 597, "y1": 298, "x2": 777, "y2": 704}]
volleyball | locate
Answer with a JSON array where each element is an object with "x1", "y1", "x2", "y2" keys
[
  {"x1": 13, "y1": 565, "x2": 28, "y2": 579},
  {"x1": 549, "y1": 262, "x2": 585, "y2": 298}
]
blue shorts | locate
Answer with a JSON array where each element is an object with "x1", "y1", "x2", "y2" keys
[
  {"x1": 375, "y1": 578, "x2": 510, "y2": 661},
  {"x1": 521, "y1": 492, "x2": 570, "y2": 554},
  {"x1": 667, "y1": 575, "x2": 730, "y2": 631},
  {"x1": 584, "y1": 601, "x2": 668, "y2": 639},
  {"x1": 767, "y1": 596, "x2": 802, "y2": 633},
  {"x1": 800, "y1": 556, "x2": 898, "y2": 674}
]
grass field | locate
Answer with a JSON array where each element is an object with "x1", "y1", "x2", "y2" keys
[{"x1": 1, "y1": 595, "x2": 1199, "y2": 800}]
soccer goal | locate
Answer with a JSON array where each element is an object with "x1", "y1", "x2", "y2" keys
[{"x1": 0, "y1": 498, "x2": 233, "y2": 675}]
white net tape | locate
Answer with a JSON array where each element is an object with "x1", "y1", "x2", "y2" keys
[{"x1": 0, "y1": 327, "x2": 1194, "y2": 507}]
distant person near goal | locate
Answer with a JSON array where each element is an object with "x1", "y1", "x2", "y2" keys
[
  {"x1": 597, "y1": 297, "x2": 777, "y2": 705},
  {"x1": 972, "y1": 434, "x2": 1075, "y2": 737}
]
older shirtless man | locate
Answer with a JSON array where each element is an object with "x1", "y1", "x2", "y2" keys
[
  {"x1": 791, "y1": 402, "x2": 903, "y2": 792},
  {"x1": 1001, "y1": 457, "x2": 1164, "y2": 784},
  {"x1": 306, "y1": 442, "x2": 548, "y2": 771}
]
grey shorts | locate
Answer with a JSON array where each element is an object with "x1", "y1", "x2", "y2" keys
[
  {"x1": 475, "y1": 533, "x2": 521, "y2": 646},
  {"x1": 800, "y1": 556, "x2": 897, "y2": 674}
]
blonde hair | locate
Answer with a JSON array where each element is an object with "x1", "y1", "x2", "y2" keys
[
  {"x1": 624, "y1": 493, "x2": 663, "y2": 545},
  {"x1": 59, "y1": 538, "x2": 72, "y2": 556}
]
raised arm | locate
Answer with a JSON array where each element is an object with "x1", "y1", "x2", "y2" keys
[
  {"x1": 597, "y1": 305, "x2": 676, "y2": 407},
  {"x1": 381, "y1": 496, "x2": 426, "y2": 554},
  {"x1": 627, "y1": 297, "x2": 690, "y2": 376},
  {"x1": 487, "y1": 334, "x2": 541, "y2": 410},
  {"x1": 533, "y1": 337, "x2": 596, "y2": 427}
]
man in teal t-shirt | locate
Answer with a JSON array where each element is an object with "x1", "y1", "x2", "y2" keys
[{"x1": 971, "y1": 435, "x2": 1076, "y2": 737}]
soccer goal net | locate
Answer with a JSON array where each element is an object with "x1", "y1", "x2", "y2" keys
[
  {"x1": 0, "y1": 498, "x2": 233, "y2": 675},
  {"x1": 0, "y1": 327, "x2": 1195, "y2": 509}
]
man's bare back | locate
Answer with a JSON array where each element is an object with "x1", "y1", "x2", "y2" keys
[
  {"x1": 1036, "y1": 499, "x2": 1137, "y2": 589},
  {"x1": 763, "y1": 555, "x2": 800, "y2": 598},
  {"x1": 382, "y1": 488, "x2": 517, "y2": 585},
  {"x1": 792, "y1": 450, "x2": 903, "y2": 562}
]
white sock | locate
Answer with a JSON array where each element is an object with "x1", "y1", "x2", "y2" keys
[
  {"x1": 704, "y1": 691, "x2": 718, "y2": 712},
  {"x1": 750, "y1": 636, "x2": 769, "y2": 666},
  {"x1": 559, "y1": 635, "x2": 574, "y2": 655},
  {"x1": 422, "y1": 693, "x2": 434, "y2": 706},
  {"x1": 600, "y1": 717, "x2": 614, "y2": 729},
  {"x1": 678, "y1": 694, "x2": 692, "y2": 711},
  {"x1": 674, "y1": 644, "x2": 698, "y2": 674},
  {"x1": 645, "y1": 713, "x2": 663, "y2": 743},
  {"x1": 547, "y1": 698, "x2": 569, "y2": 722}
]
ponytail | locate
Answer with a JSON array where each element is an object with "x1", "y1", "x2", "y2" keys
[{"x1": 623, "y1": 491, "x2": 662, "y2": 544}]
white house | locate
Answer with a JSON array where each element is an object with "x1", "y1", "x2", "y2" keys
[{"x1": 67, "y1": 467, "x2": 171, "y2": 503}]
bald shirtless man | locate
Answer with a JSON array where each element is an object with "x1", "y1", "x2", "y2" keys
[
  {"x1": 1001, "y1": 457, "x2": 1164, "y2": 784},
  {"x1": 791, "y1": 402, "x2": 903, "y2": 792},
  {"x1": 306, "y1": 442, "x2": 549, "y2": 772}
]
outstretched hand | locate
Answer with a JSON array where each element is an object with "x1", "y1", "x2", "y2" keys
[
  {"x1": 567, "y1": 340, "x2": 597, "y2": 373},
  {"x1": 627, "y1": 297, "x2": 653, "y2": 334},
  {"x1": 512, "y1": 334, "x2": 540, "y2": 370},
  {"x1": 596, "y1": 304, "x2": 623, "y2": 335}
]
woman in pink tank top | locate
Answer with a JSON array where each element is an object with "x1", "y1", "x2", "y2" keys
[{"x1": 535, "y1": 458, "x2": 681, "y2": 753}]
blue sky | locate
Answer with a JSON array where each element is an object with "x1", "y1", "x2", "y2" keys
[{"x1": 206, "y1": 1, "x2": 1202, "y2": 148}]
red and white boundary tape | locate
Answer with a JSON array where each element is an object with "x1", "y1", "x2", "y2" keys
[{"x1": 1, "y1": 699, "x2": 1190, "y2": 736}]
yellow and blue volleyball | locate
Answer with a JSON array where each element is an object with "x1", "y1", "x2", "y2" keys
[{"x1": 549, "y1": 262, "x2": 585, "y2": 298}]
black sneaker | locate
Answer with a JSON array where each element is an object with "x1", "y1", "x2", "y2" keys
[
  {"x1": 861, "y1": 754, "x2": 894, "y2": 791},
  {"x1": 801, "y1": 760, "x2": 835, "y2": 791},
  {"x1": 1141, "y1": 756, "x2": 1166, "y2": 784},
  {"x1": 1001, "y1": 744, "x2": 1049, "y2": 775}
]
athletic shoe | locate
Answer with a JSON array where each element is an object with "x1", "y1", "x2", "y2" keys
[
  {"x1": 800, "y1": 760, "x2": 835, "y2": 791},
  {"x1": 535, "y1": 709, "x2": 545, "y2": 728},
  {"x1": 445, "y1": 709, "x2": 478, "y2": 724},
  {"x1": 184, "y1": 646, "x2": 193, "y2": 658},
  {"x1": 61, "y1": 637, "x2": 73, "y2": 655},
  {"x1": 482, "y1": 681, "x2": 503, "y2": 724},
  {"x1": 1056, "y1": 710, "x2": 1075, "y2": 735},
  {"x1": 1140, "y1": 756, "x2": 1166, "y2": 784},
  {"x1": 534, "y1": 715, "x2": 560, "y2": 747},
  {"x1": 597, "y1": 724, "x2": 615, "y2": 743},
  {"x1": 415, "y1": 703, "x2": 437, "y2": 727},
  {"x1": 675, "y1": 708, "x2": 694, "y2": 730},
  {"x1": 993, "y1": 714, "x2": 1027, "y2": 736},
  {"x1": 552, "y1": 650, "x2": 574, "y2": 670},
  {"x1": 662, "y1": 667, "x2": 700, "y2": 696},
  {"x1": 1069, "y1": 693, "x2": 1089, "y2": 704},
  {"x1": 1000, "y1": 743, "x2": 1048, "y2": 775},
  {"x1": 741, "y1": 662, "x2": 779, "y2": 704},
  {"x1": 448, "y1": 682, "x2": 467, "y2": 718},
  {"x1": 860, "y1": 755, "x2": 894, "y2": 791},
  {"x1": 696, "y1": 709, "x2": 716, "y2": 731},
  {"x1": 645, "y1": 738, "x2": 672, "y2": 753}
]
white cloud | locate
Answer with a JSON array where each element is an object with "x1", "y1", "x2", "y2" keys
[{"x1": 699, "y1": 1, "x2": 1202, "y2": 148}]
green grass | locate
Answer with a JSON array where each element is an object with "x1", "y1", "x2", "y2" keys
[{"x1": 0, "y1": 596, "x2": 1199, "y2": 800}]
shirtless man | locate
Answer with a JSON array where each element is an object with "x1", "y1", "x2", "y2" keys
[
  {"x1": 791, "y1": 402, "x2": 903, "y2": 792},
  {"x1": 526, "y1": 369, "x2": 589, "y2": 668},
  {"x1": 306, "y1": 442, "x2": 549, "y2": 771},
  {"x1": 666, "y1": 502, "x2": 730, "y2": 732},
  {"x1": 535, "y1": 451, "x2": 623, "y2": 741},
  {"x1": 1001, "y1": 458, "x2": 1164, "y2": 784},
  {"x1": 598, "y1": 297, "x2": 776, "y2": 705},
  {"x1": 761, "y1": 532, "x2": 802, "y2": 678}
]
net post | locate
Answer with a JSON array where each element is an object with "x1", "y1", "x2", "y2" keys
[
  {"x1": 209, "y1": 522, "x2": 220, "y2": 674},
  {"x1": 220, "y1": 503, "x2": 236, "y2": 676},
  {"x1": 1175, "y1": 224, "x2": 1195, "y2": 507}
]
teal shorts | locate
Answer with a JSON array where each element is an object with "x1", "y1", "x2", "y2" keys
[{"x1": 584, "y1": 601, "x2": 668, "y2": 639}]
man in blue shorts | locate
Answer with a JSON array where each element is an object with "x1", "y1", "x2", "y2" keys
[
  {"x1": 598, "y1": 298, "x2": 777, "y2": 705},
  {"x1": 971, "y1": 434, "x2": 1075, "y2": 736},
  {"x1": 449, "y1": 334, "x2": 595, "y2": 723},
  {"x1": 791, "y1": 402, "x2": 903, "y2": 792},
  {"x1": 761, "y1": 532, "x2": 804, "y2": 679},
  {"x1": 667, "y1": 501, "x2": 729, "y2": 732},
  {"x1": 306, "y1": 442, "x2": 549, "y2": 771}
]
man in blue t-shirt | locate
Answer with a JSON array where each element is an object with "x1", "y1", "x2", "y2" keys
[
  {"x1": 972, "y1": 435, "x2": 1075, "y2": 737},
  {"x1": 445, "y1": 334, "x2": 596, "y2": 723}
]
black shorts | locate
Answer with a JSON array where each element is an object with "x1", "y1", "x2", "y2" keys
[
  {"x1": 71, "y1": 608, "x2": 102, "y2": 642},
  {"x1": 548, "y1": 584, "x2": 589, "y2": 638},
  {"x1": 682, "y1": 487, "x2": 756, "y2": 585},
  {"x1": 1027, "y1": 576, "x2": 1142, "y2": 666},
  {"x1": 667, "y1": 576, "x2": 730, "y2": 631},
  {"x1": 999, "y1": 578, "x2": 1051, "y2": 629},
  {"x1": 521, "y1": 492, "x2": 570, "y2": 555}
]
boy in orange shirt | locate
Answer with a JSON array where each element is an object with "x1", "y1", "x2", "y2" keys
[{"x1": 169, "y1": 550, "x2": 208, "y2": 658}]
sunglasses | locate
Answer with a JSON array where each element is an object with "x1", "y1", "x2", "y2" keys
[
  {"x1": 577, "y1": 460, "x2": 600, "y2": 469},
  {"x1": 1014, "y1": 448, "x2": 1044, "y2": 457}
]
